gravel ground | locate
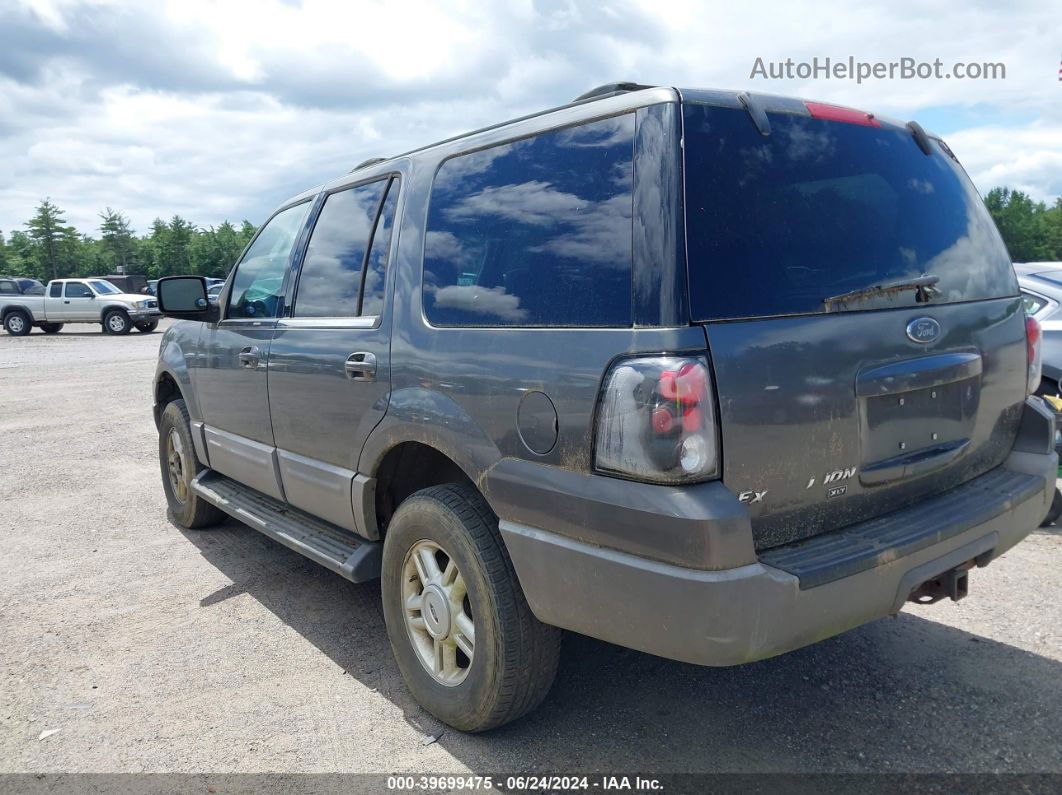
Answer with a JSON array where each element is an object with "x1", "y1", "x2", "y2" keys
[{"x1": 1, "y1": 321, "x2": 1061, "y2": 775}]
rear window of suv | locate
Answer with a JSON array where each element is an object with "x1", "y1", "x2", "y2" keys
[
  {"x1": 682, "y1": 103, "x2": 1017, "y2": 321},
  {"x1": 423, "y1": 114, "x2": 635, "y2": 327}
]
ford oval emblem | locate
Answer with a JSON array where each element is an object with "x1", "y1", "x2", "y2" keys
[{"x1": 906, "y1": 317, "x2": 941, "y2": 344}]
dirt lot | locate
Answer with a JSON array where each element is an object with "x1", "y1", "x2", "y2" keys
[{"x1": 1, "y1": 321, "x2": 1061, "y2": 775}]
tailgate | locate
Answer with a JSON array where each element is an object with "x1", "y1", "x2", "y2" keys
[{"x1": 703, "y1": 298, "x2": 1028, "y2": 549}]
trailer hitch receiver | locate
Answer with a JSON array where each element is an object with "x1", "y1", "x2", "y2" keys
[{"x1": 908, "y1": 563, "x2": 971, "y2": 604}]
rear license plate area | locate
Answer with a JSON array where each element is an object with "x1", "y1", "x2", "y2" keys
[{"x1": 861, "y1": 377, "x2": 979, "y2": 475}]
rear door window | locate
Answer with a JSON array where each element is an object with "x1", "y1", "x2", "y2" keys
[
  {"x1": 294, "y1": 180, "x2": 388, "y2": 318},
  {"x1": 682, "y1": 103, "x2": 1017, "y2": 320},
  {"x1": 49, "y1": 282, "x2": 62, "y2": 297},
  {"x1": 423, "y1": 113, "x2": 635, "y2": 327},
  {"x1": 360, "y1": 180, "x2": 400, "y2": 317}
]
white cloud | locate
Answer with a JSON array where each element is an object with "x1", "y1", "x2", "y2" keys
[{"x1": 944, "y1": 122, "x2": 1062, "y2": 203}]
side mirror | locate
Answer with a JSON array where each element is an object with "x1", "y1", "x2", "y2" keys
[{"x1": 157, "y1": 276, "x2": 220, "y2": 322}]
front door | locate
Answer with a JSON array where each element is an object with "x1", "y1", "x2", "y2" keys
[
  {"x1": 193, "y1": 200, "x2": 314, "y2": 500},
  {"x1": 267, "y1": 176, "x2": 400, "y2": 532},
  {"x1": 62, "y1": 281, "x2": 98, "y2": 321}
]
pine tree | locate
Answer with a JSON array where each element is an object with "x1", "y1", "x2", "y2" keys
[
  {"x1": 25, "y1": 198, "x2": 67, "y2": 280},
  {"x1": 99, "y1": 208, "x2": 136, "y2": 272}
]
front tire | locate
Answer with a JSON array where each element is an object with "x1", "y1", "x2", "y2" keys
[
  {"x1": 381, "y1": 484, "x2": 560, "y2": 732},
  {"x1": 103, "y1": 310, "x2": 131, "y2": 335},
  {"x1": 3, "y1": 311, "x2": 32, "y2": 336},
  {"x1": 159, "y1": 399, "x2": 225, "y2": 529},
  {"x1": 135, "y1": 321, "x2": 159, "y2": 333},
  {"x1": 40, "y1": 323, "x2": 63, "y2": 334}
]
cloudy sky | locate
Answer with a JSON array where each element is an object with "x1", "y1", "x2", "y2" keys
[{"x1": 1, "y1": 0, "x2": 1060, "y2": 237}]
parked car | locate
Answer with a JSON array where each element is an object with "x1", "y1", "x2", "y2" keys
[
  {"x1": 152, "y1": 84, "x2": 1056, "y2": 732},
  {"x1": 1014, "y1": 262, "x2": 1062, "y2": 525},
  {"x1": 2, "y1": 278, "x2": 161, "y2": 335},
  {"x1": 143, "y1": 280, "x2": 159, "y2": 296},
  {"x1": 1016, "y1": 263, "x2": 1062, "y2": 394},
  {"x1": 205, "y1": 283, "x2": 224, "y2": 305},
  {"x1": 0, "y1": 277, "x2": 46, "y2": 296}
]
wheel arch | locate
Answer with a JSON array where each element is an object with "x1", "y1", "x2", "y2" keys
[
  {"x1": 357, "y1": 385, "x2": 503, "y2": 539},
  {"x1": 367, "y1": 440, "x2": 482, "y2": 540},
  {"x1": 1, "y1": 303, "x2": 32, "y2": 322},
  {"x1": 99, "y1": 303, "x2": 131, "y2": 323}
]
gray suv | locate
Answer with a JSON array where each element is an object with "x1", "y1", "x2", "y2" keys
[{"x1": 152, "y1": 84, "x2": 1057, "y2": 732}]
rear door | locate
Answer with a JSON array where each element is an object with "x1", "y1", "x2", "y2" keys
[
  {"x1": 266, "y1": 175, "x2": 400, "y2": 532},
  {"x1": 681, "y1": 98, "x2": 1025, "y2": 550},
  {"x1": 194, "y1": 200, "x2": 313, "y2": 499}
]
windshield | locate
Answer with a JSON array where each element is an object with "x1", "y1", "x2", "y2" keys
[
  {"x1": 682, "y1": 104, "x2": 1016, "y2": 320},
  {"x1": 89, "y1": 280, "x2": 121, "y2": 294}
]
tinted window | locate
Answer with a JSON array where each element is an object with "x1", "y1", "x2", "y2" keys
[
  {"x1": 683, "y1": 104, "x2": 1016, "y2": 320},
  {"x1": 361, "y1": 179, "x2": 399, "y2": 317},
  {"x1": 49, "y1": 282, "x2": 62, "y2": 297},
  {"x1": 423, "y1": 114, "x2": 635, "y2": 327},
  {"x1": 228, "y1": 202, "x2": 311, "y2": 320},
  {"x1": 295, "y1": 180, "x2": 386, "y2": 318},
  {"x1": 19, "y1": 279, "x2": 44, "y2": 295},
  {"x1": 65, "y1": 282, "x2": 92, "y2": 298},
  {"x1": 0, "y1": 281, "x2": 16, "y2": 294}
]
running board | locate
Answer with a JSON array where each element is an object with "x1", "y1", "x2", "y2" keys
[{"x1": 191, "y1": 471, "x2": 381, "y2": 582}]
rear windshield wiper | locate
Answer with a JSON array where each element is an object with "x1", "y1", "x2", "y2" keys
[{"x1": 823, "y1": 275, "x2": 941, "y2": 310}]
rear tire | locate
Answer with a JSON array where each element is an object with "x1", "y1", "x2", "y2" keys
[
  {"x1": 159, "y1": 399, "x2": 225, "y2": 529},
  {"x1": 3, "y1": 311, "x2": 31, "y2": 336},
  {"x1": 381, "y1": 483, "x2": 560, "y2": 732},
  {"x1": 135, "y1": 321, "x2": 159, "y2": 333},
  {"x1": 40, "y1": 323, "x2": 63, "y2": 334},
  {"x1": 103, "y1": 310, "x2": 131, "y2": 335}
]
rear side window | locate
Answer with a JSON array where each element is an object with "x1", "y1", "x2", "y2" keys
[
  {"x1": 682, "y1": 104, "x2": 1016, "y2": 320},
  {"x1": 295, "y1": 179, "x2": 388, "y2": 318},
  {"x1": 49, "y1": 282, "x2": 62, "y2": 297},
  {"x1": 0, "y1": 281, "x2": 16, "y2": 294},
  {"x1": 423, "y1": 114, "x2": 635, "y2": 327}
]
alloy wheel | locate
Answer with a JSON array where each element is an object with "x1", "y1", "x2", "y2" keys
[{"x1": 402, "y1": 539, "x2": 475, "y2": 686}]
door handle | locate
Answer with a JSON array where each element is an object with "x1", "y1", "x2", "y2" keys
[
  {"x1": 238, "y1": 346, "x2": 260, "y2": 368},
  {"x1": 345, "y1": 351, "x2": 377, "y2": 381},
  {"x1": 64, "y1": 300, "x2": 70, "y2": 304}
]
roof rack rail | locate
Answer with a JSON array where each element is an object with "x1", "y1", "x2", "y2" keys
[
  {"x1": 573, "y1": 82, "x2": 655, "y2": 102},
  {"x1": 352, "y1": 156, "x2": 388, "y2": 172}
]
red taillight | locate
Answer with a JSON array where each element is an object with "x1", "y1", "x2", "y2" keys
[
  {"x1": 595, "y1": 356, "x2": 718, "y2": 483},
  {"x1": 1026, "y1": 315, "x2": 1043, "y2": 395},
  {"x1": 805, "y1": 101, "x2": 880, "y2": 127}
]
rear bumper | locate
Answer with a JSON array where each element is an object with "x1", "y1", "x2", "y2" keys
[{"x1": 497, "y1": 399, "x2": 1056, "y2": 667}]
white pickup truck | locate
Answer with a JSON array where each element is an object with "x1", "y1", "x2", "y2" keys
[{"x1": 1, "y1": 278, "x2": 161, "y2": 336}]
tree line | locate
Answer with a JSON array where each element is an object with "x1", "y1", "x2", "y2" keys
[
  {"x1": 983, "y1": 188, "x2": 1062, "y2": 263},
  {"x1": 0, "y1": 198, "x2": 257, "y2": 282},
  {"x1": 1, "y1": 188, "x2": 1061, "y2": 285}
]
